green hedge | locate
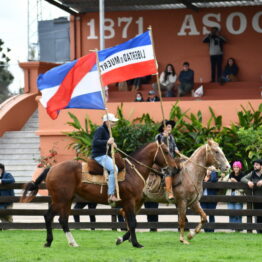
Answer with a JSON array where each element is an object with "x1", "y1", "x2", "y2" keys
[{"x1": 65, "y1": 102, "x2": 262, "y2": 170}]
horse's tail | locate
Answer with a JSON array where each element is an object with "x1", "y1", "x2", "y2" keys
[{"x1": 20, "y1": 168, "x2": 50, "y2": 203}]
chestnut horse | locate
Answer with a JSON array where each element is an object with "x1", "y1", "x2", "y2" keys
[
  {"x1": 21, "y1": 141, "x2": 177, "y2": 248},
  {"x1": 136, "y1": 139, "x2": 229, "y2": 245}
]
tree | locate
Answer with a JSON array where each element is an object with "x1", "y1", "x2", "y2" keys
[{"x1": 0, "y1": 38, "x2": 14, "y2": 103}]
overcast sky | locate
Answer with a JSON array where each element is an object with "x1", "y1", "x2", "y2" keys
[{"x1": 0, "y1": 0, "x2": 68, "y2": 93}]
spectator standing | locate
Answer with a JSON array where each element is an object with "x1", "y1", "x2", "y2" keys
[
  {"x1": 203, "y1": 27, "x2": 226, "y2": 83},
  {"x1": 221, "y1": 58, "x2": 239, "y2": 83},
  {"x1": 0, "y1": 163, "x2": 15, "y2": 223},
  {"x1": 178, "y1": 62, "x2": 194, "y2": 97},
  {"x1": 159, "y1": 64, "x2": 177, "y2": 97},
  {"x1": 227, "y1": 161, "x2": 245, "y2": 225},
  {"x1": 201, "y1": 166, "x2": 218, "y2": 232},
  {"x1": 241, "y1": 159, "x2": 262, "y2": 233}
]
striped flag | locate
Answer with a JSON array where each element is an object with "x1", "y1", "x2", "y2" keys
[
  {"x1": 37, "y1": 52, "x2": 105, "y2": 120},
  {"x1": 98, "y1": 31, "x2": 157, "y2": 86}
]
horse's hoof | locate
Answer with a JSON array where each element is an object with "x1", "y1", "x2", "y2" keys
[
  {"x1": 44, "y1": 243, "x2": 51, "y2": 248},
  {"x1": 187, "y1": 230, "x2": 195, "y2": 240},
  {"x1": 133, "y1": 243, "x2": 144, "y2": 248},
  {"x1": 180, "y1": 239, "x2": 190, "y2": 245},
  {"x1": 116, "y1": 237, "x2": 123, "y2": 245},
  {"x1": 69, "y1": 242, "x2": 79, "y2": 247}
]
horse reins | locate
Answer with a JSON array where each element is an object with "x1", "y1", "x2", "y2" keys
[
  {"x1": 124, "y1": 158, "x2": 146, "y2": 185},
  {"x1": 115, "y1": 143, "x2": 168, "y2": 177},
  {"x1": 178, "y1": 144, "x2": 219, "y2": 172}
]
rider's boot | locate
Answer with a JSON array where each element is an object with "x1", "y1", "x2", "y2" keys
[{"x1": 165, "y1": 176, "x2": 174, "y2": 201}]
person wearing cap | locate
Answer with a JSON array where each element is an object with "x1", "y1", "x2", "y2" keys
[
  {"x1": 241, "y1": 159, "x2": 262, "y2": 233},
  {"x1": 0, "y1": 163, "x2": 15, "y2": 223},
  {"x1": 146, "y1": 90, "x2": 160, "y2": 102},
  {"x1": 227, "y1": 161, "x2": 245, "y2": 225},
  {"x1": 156, "y1": 120, "x2": 180, "y2": 200},
  {"x1": 91, "y1": 113, "x2": 121, "y2": 204}
]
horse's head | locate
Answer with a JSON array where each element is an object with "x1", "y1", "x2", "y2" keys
[{"x1": 206, "y1": 139, "x2": 230, "y2": 172}]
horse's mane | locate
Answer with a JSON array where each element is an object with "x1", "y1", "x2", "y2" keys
[
  {"x1": 185, "y1": 140, "x2": 219, "y2": 163},
  {"x1": 130, "y1": 142, "x2": 152, "y2": 157}
]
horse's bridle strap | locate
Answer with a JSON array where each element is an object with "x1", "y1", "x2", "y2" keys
[
  {"x1": 115, "y1": 147, "x2": 164, "y2": 176},
  {"x1": 124, "y1": 158, "x2": 146, "y2": 186}
]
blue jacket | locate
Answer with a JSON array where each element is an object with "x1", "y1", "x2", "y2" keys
[
  {"x1": 0, "y1": 172, "x2": 15, "y2": 207},
  {"x1": 178, "y1": 69, "x2": 194, "y2": 85},
  {"x1": 204, "y1": 171, "x2": 218, "y2": 195}
]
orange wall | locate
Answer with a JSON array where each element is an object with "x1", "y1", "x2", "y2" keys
[
  {"x1": 37, "y1": 99, "x2": 261, "y2": 161},
  {"x1": 73, "y1": 6, "x2": 262, "y2": 82}
]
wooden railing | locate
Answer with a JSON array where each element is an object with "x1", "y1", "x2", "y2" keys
[{"x1": 0, "y1": 182, "x2": 261, "y2": 231}]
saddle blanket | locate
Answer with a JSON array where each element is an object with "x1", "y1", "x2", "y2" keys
[{"x1": 81, "y1": 162, "x2": 126, "y2": 185}]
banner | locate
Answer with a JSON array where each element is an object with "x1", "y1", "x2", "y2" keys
[
  {"x1": 37, "y1": 52, "x2": 105, "y2": 120},
  {"x1": 98, "y1": 31, "x2": 157, "y2": 86}
]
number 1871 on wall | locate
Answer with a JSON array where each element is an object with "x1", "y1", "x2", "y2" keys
[{"x1": 87, "y1": 17, "x2": 144, "y2": 39}]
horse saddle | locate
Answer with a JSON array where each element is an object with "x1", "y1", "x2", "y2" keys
[{"x1": 81, "y1": 154, "x2": 126, "y2": 185}]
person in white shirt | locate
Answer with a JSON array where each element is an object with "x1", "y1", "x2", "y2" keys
[{"x1": 159, "y1": 64, "x2": 177, "y2": 97}]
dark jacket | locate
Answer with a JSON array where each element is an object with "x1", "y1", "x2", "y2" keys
[
  {"x1": 205, "y1": 171, "x2": 219, "y2": 195},
  {"x1": 146, "y1": 96, "x2": 160, "y2": 102},
  {"x1": 223, "y1": 64, "x2": 238, "y2": 77},
  {"x1": 91, "y1": 123, "x2": 110, "y2": 158},
  {"x1": 241, "y1": 171, "x2": 262, "y2": 196},
  {"x1": 178, "y1": 69, "x2": 194, "y2": 85},
  {"x1": 0, "y1": 172, "x2": 15, "y2": 207}
]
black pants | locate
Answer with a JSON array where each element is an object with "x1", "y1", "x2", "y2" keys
[
  {"x1": 73, "y1": 202, "x2": 97, "y2": 223},
  {"x1": 254, "y1": 202, "x2": 262, "y2": 233},
  {"x1": 144, "y1": 202, "x2": 159, "y2": 231},
  {"x1": 210, "y1": 55, "x2": 223, "y2": 82}
]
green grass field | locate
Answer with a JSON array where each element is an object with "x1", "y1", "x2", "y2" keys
[{"x1": 0, "y1": 230, "x2": 261, "y2": 262}]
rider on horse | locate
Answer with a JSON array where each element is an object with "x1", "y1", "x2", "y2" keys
[
  {"x1": 156, "y1": 120, "x2": 180, "y2": 201},
  {"x1": 92, "y1": 113, "x2": 121, "y2": 204}
]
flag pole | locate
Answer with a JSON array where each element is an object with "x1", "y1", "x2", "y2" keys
[
  {"x1": 93, "y1": 49, "x2": 121, "y2": 201},
  {"x1": 148, "y1": 26, "x2": 166, "y2": 129}
]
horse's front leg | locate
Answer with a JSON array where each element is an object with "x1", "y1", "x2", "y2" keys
[
  {"x1": 187, "y1": 201, "x2": 207, "y2": 241},
  {"x1": 116, "y1": 201, "x2": 144, "y2": 248},
  {"x1": 177, "y1": 200, "x2": 189, "y2": 245}
]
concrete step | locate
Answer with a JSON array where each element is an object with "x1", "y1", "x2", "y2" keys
[
  {"x1": 5, "y1": 165, "x2": 37, "y2": 171},
  {"x1": 2, "y1": 159, "x2": 38, "y2": 165},
  {"x1": 2, "y1": 131, "x2": 38, "y2": 138},
  {"x1": 0, "y1": 137, "x2": 40, "y2": 144},
  {"x1": 0, "y1": 148, "x2": 40, "y2": 154},
  {"x1": 0, "y1": 153, "x2": 40, "y2": 160},
  {"x1": 0, "y1": 143, "x2": 39, "y2": 149}
]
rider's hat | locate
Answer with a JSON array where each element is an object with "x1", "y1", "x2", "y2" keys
[
  {"x1": 102, "y1": 113, "x2": 119, "y2": 122},
  {"x1": 158, "y1": 120, "x2": 176, "y2": 133}
]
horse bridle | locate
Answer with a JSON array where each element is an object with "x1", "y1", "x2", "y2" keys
[
  {"x1": 153, "y1": 141, "x2": 170, "y2": 169},
  {"x1": 205, "y1": 144, "x2": 220, "y2": 171},
  {"x1": 115, "y1": 142, "x2": 171, "y2": 176}
]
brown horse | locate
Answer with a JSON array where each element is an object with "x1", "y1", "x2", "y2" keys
[
  {"x1": 140, "y1": 139, "x2": 230, "y2": 245},
  {"x1": 21, "y1": 141, "x2": 177, "y2": 248}
]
